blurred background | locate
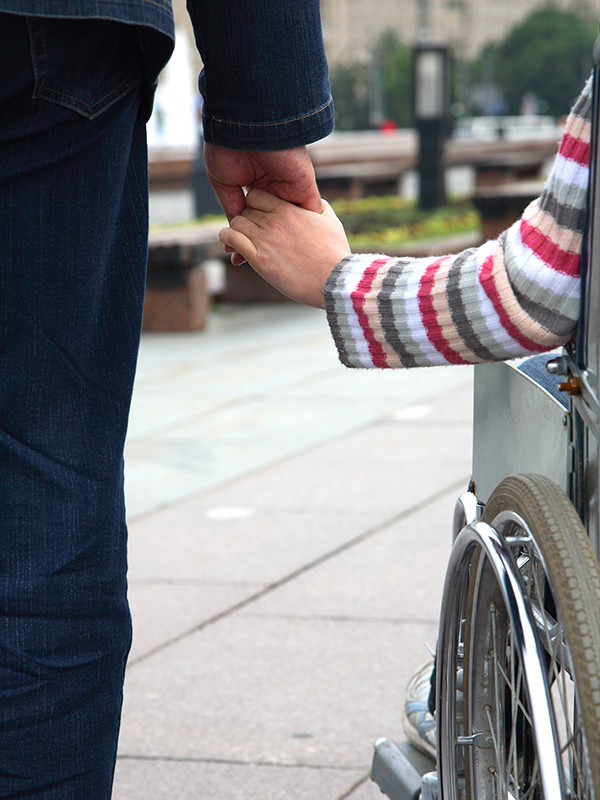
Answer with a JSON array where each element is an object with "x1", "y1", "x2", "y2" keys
[
  {"x1": 145, "y1": 0, "x2": 597, "y2": 328},
  {"x1": 152, "y1": 0, "x2": 597, "y2": 147}
]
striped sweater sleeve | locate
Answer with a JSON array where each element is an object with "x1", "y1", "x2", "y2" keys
[{"x1": 324, "y1": 75, "x2": 592, "y2": 369}]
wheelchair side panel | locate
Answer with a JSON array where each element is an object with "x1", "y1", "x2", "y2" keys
[{"x1": 472, "y1": 362, "x2": 569, "y2": 504}]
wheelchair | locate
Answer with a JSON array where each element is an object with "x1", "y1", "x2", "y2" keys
[{"x1": 370, "y1": 41, "x2": 600, "y2": 800}]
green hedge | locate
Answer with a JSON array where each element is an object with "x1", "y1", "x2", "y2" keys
[
  {"x1": 161, "y1": 196, "x2": 480, "y2": 251},
  {"x1": 330, "y1": 195, "x2": 480, "y2": 248}
]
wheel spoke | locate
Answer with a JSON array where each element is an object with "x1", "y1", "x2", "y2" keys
[{"x1": 494, "y1": 657, "x2": 533, "y2": 729}]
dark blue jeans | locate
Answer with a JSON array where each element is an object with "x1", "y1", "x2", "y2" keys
[{"x1": 0, "y1": 15, "x2": 147, "y2": 798}]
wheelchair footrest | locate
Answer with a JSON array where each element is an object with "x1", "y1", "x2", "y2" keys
[{"x1": 370, "y1": 738, "x2": 436, "y2": 800}]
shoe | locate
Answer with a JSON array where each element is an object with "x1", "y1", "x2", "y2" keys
[{"x1": 402, "y1": 659, "x2": 436, "y2": 760}]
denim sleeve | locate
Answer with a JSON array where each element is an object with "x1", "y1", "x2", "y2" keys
[{"x1": 186, "y1": 0, "x2": 334, "y2": 150}]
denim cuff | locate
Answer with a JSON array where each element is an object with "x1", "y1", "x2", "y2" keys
[{"x1": 202, "y1": 97, "x2": 334, "y2": 151}]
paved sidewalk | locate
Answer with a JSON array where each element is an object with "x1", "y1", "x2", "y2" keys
[{"x1": 113, "y1": 303, "x2": 474, "y2": 800}]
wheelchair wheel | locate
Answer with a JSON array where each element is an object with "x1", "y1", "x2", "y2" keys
[{"x1": 437, "y1": 473, "x2": 600, "y2": 799}]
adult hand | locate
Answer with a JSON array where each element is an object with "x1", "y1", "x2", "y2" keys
[{"x1": 204, "y1": 144, "x2": 322, "y2": 265}]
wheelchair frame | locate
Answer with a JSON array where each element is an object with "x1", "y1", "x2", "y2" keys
[{"x1": 370, "y1": 42, "x2": 600, "y2": 800}]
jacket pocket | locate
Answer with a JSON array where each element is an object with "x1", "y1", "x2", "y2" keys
[{"x1": 28, "y1": 17, "x2": 141, "y2": 120}]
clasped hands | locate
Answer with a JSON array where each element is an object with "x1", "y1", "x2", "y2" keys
[{"x1": 205, "y1": 142, "x2": 351, "y2": 308}]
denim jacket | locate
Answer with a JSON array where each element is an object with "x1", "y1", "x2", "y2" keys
[{"x1": 0, "y1": 0, "x2": 334, "y2": 150}]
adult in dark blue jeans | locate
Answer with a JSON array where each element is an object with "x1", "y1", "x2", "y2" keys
[{"x1": 0, "y1": 4, "x2": 333, "y2": 798}]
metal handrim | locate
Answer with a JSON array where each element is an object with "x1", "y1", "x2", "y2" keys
[{"x1": 437, "y1": 520, "x2": 564, "y2": 799}]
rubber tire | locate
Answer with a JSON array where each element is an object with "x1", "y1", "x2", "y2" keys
[{"x1": 480, "y1": 473, "x2": 600, "y2": 799}]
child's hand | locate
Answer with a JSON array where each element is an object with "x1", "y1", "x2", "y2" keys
[{"x1": 219, "y1": 189, "x2": 351, "y2": 308}]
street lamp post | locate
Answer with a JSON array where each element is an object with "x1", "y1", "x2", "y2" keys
[{"x1": 413, "y1": 44, "x2": 450, "y2": 209}]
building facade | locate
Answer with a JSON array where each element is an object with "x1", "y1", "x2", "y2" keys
[{"x1": 320, "y1": 0, "x2": 597, "y2": 63}]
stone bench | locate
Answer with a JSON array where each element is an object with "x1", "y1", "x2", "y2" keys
[
  {"x1": 145, "y1": 223, "x2": 292, "y2": 330},
  {"x1": 472, "y1": 180, "x2": 542, "y2": 240},
  {"x1": 144, "y1": 225, "x2": 223, "y2": 331}
]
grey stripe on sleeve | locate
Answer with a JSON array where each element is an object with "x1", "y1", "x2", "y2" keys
[
  {"x1": 511, "y1": 285, "x2": 578, "y2": 337},
  {"x1": 572, "y1": 89, "x2": 592, "y2": 122},
  {"x1": 537, "y1": 187, "x2": 587, "y2": 232},
  {"x1": 446, "y1": 249, "x2": 499, "y2": 361},
  {"x1": 452, "y1": 232, "x2": 524, "y2": 361},
  {"x1": 324, "y1": 257, "x2": 356, "y2": 368},
  {"x1": 378, "y1": 260, "x2": 419, "y2": 368}
]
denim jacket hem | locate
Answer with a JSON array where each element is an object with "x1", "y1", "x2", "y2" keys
[{"x1": 202, "y1": 98, "x2": 334, "y2": 151}]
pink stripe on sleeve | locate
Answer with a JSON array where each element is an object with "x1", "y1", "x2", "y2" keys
[
  {"x1": 351, "y1": 259, "x2": 389, "y2": 367},
  {"x1": 558, "y1": 133, "x2": 590, "y2": 167},
  {"x1": 519, "y1": 219, "x2": 581, "y2": 277},
  {"x1": 418, "y1": 258, "x2": 470, "y2": 365},
  {"x1": 479, "y1": 254, "x2": 549, "y2": 352}
]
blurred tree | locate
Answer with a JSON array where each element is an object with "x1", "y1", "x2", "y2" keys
[
  {"x1": 494, "y1": 8, "x2": 596, "y2": 117},
  {"x1": 382, "y1": 39, "x2": 413, "y2": 128},
  {"x1": 463, "y1": 45, "x2": 507, "y2": 116},
  {"x1": 330, "y1": 62, "x2": 370, "y2": 130},
  {"x1": 330, "y1": 31, "x2": 413, "y2": 130},
  {"x1": 331, "y1": 11, "x2": 596, "y2": 128}
]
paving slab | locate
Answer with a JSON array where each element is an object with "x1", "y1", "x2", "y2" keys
[
  {"x1": 133, "y1": 305, "x2": 331, "y2": 379},
  {"x1": 125, "y1": 396, "x2": 430, "y2": 518},
  {"x1": 128, "y1": 348, "x2": 343, "y2": 440},
  {"x1": 127, "y1": 508, "x2": 381, "y2": 584},
  {"x1": 194, "y1": 417, "x2": 472, "y2": 514},
  {"x1": 275, "y1": 362, "x2": 473, "y2": 404},
  {"x1": 113, "y1": 758, "x2": 367, "y2": 800},
  {"x1": 384, "y1": 382, "x2": 474, "y2": 424},
  {"x1": 347, "y1": 776, "x2": 394, "y2": 799},
  {"x1": 118, "y1": 616, "x2": 436, "y2": 768},
  {"x1": 127, "y1": 581, "x2": 264, "y2": 661},
  {"x1": 125, "y1": 304, "x2": 473, "y2": 520},
  {"x1": 236, "y1": 491, "x2": 456, "y2": 624},
  {"x1": 124, "y1": 386, "x2": 472, "y2": 520}
]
